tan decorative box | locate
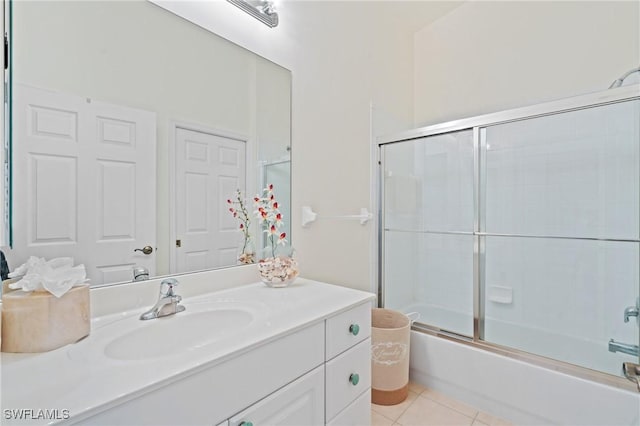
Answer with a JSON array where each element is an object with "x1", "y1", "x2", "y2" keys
[{"x1": 1, "y1": 283, "x2": 90, "y2": 353}]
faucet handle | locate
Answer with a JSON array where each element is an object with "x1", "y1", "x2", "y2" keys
[
  {"x1": 159, "y1": 278, "x2": 179, "y2": 297},
  {"x1": 624, "y1": 306, "x2": 639, "y2": 323},
  {"x1": 624, "y1": 297, "x2": 639, "y2": 323},
  {"x1": 133, "y1": 266, "x2": 149, "y2": 281}
]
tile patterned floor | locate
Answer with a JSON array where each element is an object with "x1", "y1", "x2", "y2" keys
[{"x1": 371, "y1": 382, "x2": 514, "y2": 426}]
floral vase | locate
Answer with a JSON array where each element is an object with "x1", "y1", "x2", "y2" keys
[
  {"x1": 258, "y1": 251, "x2": 299, "y2": 288},
  {"x1": 238, "y1": 252, "x2": 255, "y2": 265},
  {"x1": 238, "y1": 240, "x2": 256, "y2": 265}
]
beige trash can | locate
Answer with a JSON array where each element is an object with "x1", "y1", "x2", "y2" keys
[{"x1": 371, "y1": 308, "x2": 411, "y2": 405}]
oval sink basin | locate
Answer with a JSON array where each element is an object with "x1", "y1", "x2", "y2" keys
[{"x1": 104, "y1": 308, "x2": 254, "y2": 361}]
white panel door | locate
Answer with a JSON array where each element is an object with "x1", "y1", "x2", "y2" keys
[
  {"x1": 11, "y1": 85, "x2": 156, "y2": 285},
  {"x1": 175, "y1": 127, "x2": 246, "y2": 273}
]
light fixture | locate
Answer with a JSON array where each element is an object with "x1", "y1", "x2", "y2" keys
[{"x1": 227, "y1": 0, "x2": 279, "y2": 28}]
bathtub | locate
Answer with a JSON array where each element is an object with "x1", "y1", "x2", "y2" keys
[{"x1": 409, "y1": 330, "x2": 640, "y2": 425}]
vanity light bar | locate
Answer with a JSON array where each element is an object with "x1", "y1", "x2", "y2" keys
[{"x1": 227, "y1": 0, "x2": 279, "y2": 28}]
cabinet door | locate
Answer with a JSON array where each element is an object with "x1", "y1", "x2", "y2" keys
[
  {"x1": 327, "y1": 389, "x2": 371, "y2": 426},
  {"x1": 229, "y1": 366, "x2": 324, "y2": 426}
]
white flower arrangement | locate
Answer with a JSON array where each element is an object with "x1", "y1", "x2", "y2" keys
[
  {"x1": 253, "y1": 184, "x2": 288, "y2": 259},
  {"x1": 226, "y1": 184, "x2": 297, "y2": 285}
]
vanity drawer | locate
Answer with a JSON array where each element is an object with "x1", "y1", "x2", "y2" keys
[
  {"x1": 325, "y1": 337, "x2": 371, "y2": 421},
  {"x1": 327, "y1": 388, "x2": 371, "y2": 426},
  {"x1": 326, "y1": 302, "x2": 371, "y2": 360},
  {"x1": 229, "y1": 365, "x2": 324, "y2": 426}
]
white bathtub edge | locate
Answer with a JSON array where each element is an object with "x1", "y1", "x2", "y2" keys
[{"x1": 409, "y1": 331, "x2": 640, "y2": 426}]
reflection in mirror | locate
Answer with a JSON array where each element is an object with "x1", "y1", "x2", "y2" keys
[{"x1": 6, "y1": 0, "x2": 291, "y2": 287}]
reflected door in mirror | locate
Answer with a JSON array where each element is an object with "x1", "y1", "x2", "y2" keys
[
  {"x1": 174, "y1": 127, "x2": 246, "y2": 273},
  {"x1": 11, "y1": 85, "x2": 157, "y2": 285}
]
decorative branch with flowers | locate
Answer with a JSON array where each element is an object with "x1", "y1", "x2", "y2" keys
[
  {"x1": 253, "y1": 184, "x2": 298, "y2": 287},
  {"x1": 227, "y1": 189, "x2": 255, "y2": 264},
  {"x1": 254, "y1": 184, "x2": 287, "y2": 259}
]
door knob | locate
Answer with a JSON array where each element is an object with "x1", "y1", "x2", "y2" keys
[{"x1": 134, "y1": 246, "x2": 153, "y2": 255}]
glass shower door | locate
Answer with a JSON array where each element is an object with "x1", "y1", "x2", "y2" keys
[
  {"x1": 481, "y1": 99, "x2": 640, "y2": 376},
  {"x1": 382, "y1": 130, "x2": 475, "y2": 337}
]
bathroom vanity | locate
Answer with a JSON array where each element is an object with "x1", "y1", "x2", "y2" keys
[{"x1": 1, "y1": 275, "x2": 375, "y2": 425}]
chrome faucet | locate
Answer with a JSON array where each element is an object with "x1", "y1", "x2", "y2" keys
[
  {"x1": 609, "y1": 339, "x2": 639, "y2": 357},
  {"x1": 140, "y1": 278, "x2": 185, "y2": 320},
  {"x1": 608, "y1": 66, "x2": 640, "y2": 89}
]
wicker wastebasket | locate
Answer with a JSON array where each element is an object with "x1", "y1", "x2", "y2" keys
[{"x1": 371, "y1": 308, "x2": 411, "y2": 405}]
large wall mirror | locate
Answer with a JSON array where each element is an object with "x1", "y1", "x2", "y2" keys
[{"x1": 5, "y1": 0, "x2": 292, "y2": 286}]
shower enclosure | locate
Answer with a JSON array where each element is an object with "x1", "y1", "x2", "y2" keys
[{"x1": 378, "y1": 85, "x2": 640, "y2": 388}]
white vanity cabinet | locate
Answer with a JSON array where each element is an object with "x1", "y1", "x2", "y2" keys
[
  {"x1": 2, "y1": 280, "x2": 375, "y2": 426},
  {"x1": 78, "y1": 301, "x2": 372, "y2": 426}
]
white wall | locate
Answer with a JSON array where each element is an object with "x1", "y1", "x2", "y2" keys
[
  {"x1": 154, "y1": 1, "x2": 462, "y2": 292},
  {"x1": 286, "y1": 2, "x2": 416, "y2": 291},
  {"x1": 414, "y1": 1, "x2": 640, "y2": 126}
]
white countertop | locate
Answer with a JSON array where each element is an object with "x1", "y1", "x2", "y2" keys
[{"x1": 1, "y1": 278, "x2": 375, "y2": 425}]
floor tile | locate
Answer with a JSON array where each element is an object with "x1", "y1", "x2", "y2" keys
[
  {"x1": 421, "y1": 388, "x2": 478, "y2": 418},
  {"x1": 476, "y1": 411, "x2": 514, "y2": 426},
  {"x1": 471, "y1": 421, "x2": 490, "y2": 426},
  {"x1": 408, "y1": 381, "x2": 427, "y2": 395},
  {"x1": 397, "y1": 395, "x2": 474, "y2": 426},
  {"x1": 372, "y1": 390, "x2": 419, "y2": 422},
  {"x1": 371, "y1": 410, "x2": 395, "y2": 426}
]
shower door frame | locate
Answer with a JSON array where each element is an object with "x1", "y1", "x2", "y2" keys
[{"x1": 377, "y1": 84, "x2": 640, "y2": 392}]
